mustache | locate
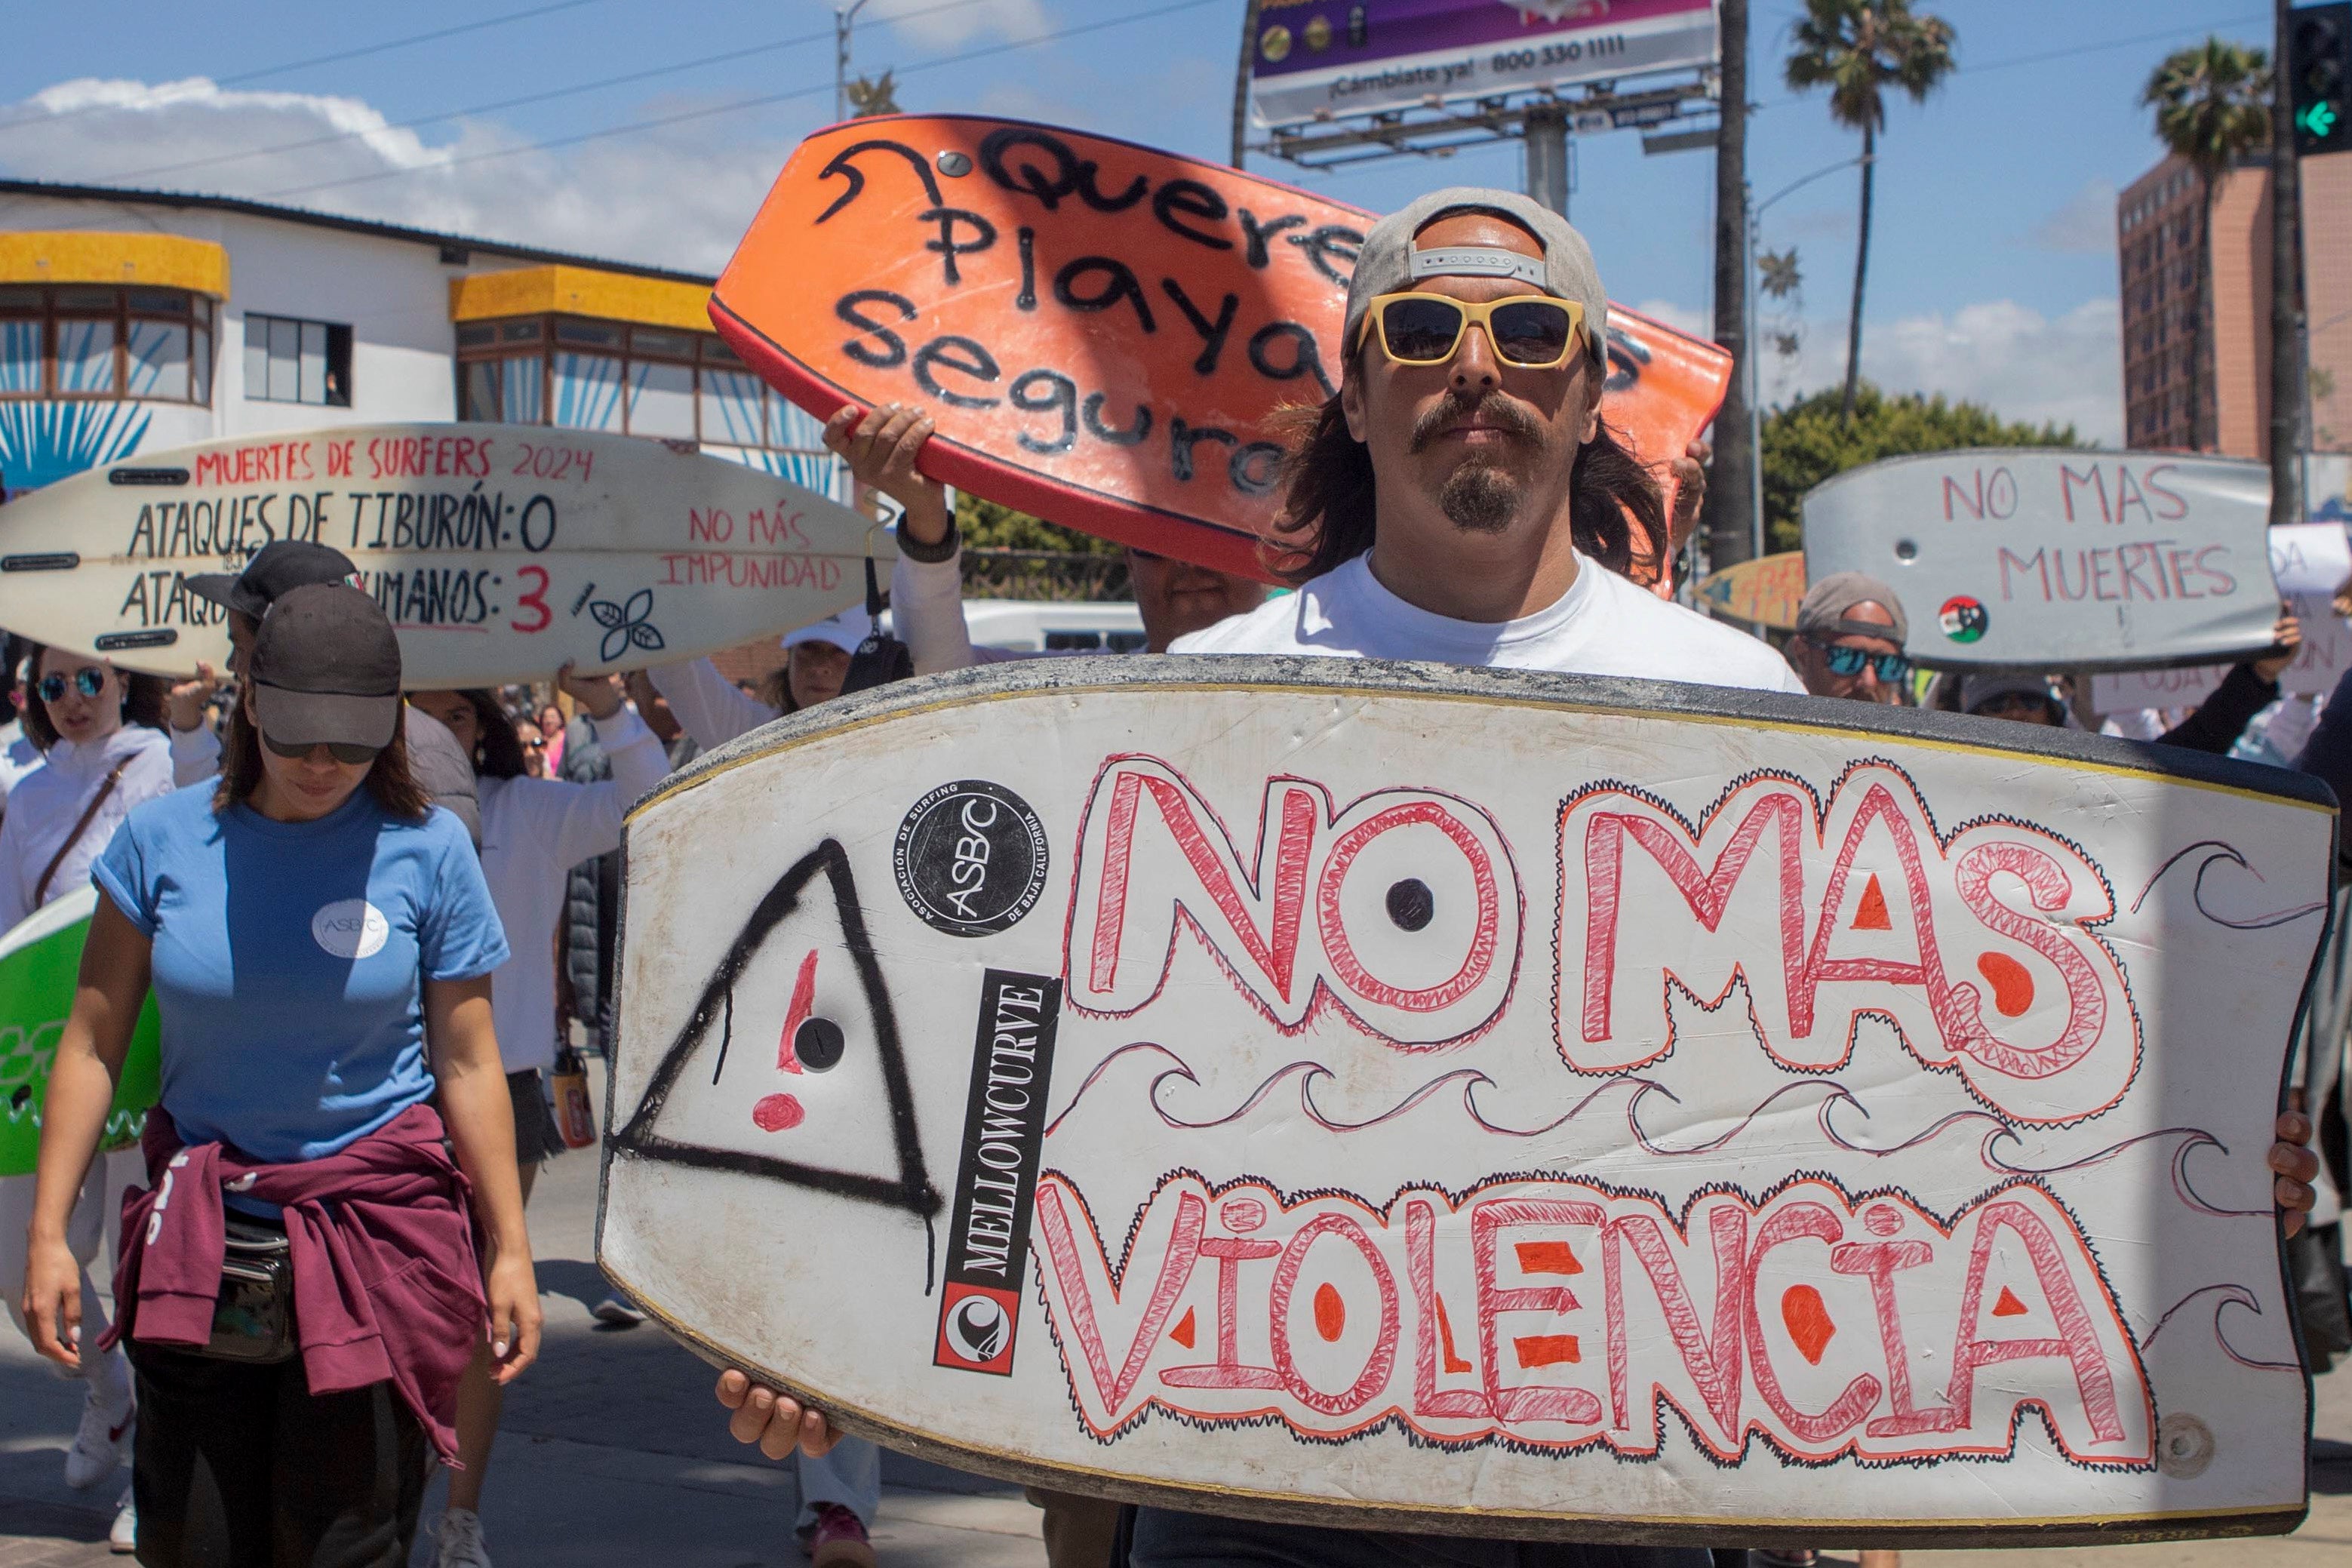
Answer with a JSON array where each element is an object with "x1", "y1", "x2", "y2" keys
[{"x1": 1408, "y1": 389, "x2": 1545, "y2": 453}]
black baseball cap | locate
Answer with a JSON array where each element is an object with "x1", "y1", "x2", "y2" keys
[
  {"x1": 187, "y1": 540, "x2": 361, "y2": 621},
  {"x1": 248, "y1": 584, "x2": 403, "y2": 752}
]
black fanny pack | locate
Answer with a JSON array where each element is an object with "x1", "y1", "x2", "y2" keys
[{"x1": 206, "y1": 1213, "x2": 297, "y2": 1364}]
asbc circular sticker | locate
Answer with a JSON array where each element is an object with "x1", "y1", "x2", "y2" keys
[
  {"x1": 1938, "y1": 595, "x2": 1988, "y2": 644},
  {"x1": 311, "y1": 899, "x2": 390, "y2": 960},
  {"x1": 894, "y1": 780, "x2": 1049, "y2": 938}
]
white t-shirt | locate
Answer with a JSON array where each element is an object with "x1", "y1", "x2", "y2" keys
[{"x1": 1170, "y1": 551, "x2": 1807, "y2": 696}]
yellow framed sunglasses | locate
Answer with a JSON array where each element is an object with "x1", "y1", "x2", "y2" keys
[{"x1": 1354, "y1": 291, "x2": 1589, "y2": 369}]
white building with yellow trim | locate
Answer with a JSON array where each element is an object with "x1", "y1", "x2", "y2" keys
[{"x1": 0, "y1": 180, "x2": 839, "y2": 499}]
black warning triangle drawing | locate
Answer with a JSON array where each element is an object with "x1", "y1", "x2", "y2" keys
[{"x1": 610, "y1": 839, "x2": 941, "y2": 1223}]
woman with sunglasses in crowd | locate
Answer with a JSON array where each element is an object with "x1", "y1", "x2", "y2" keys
[
  {"x1": 21, "y1": 586, "x2": 533, "y2": 1566},
  {"x1": 401, "y1": 667, "x2": 667, "y2": 1568},
  {"x1": 0, "y1": 646, "x2": 177, "y2": 1548}
]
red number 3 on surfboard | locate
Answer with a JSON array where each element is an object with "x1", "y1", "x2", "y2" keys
[{"x1": 710, "y1": 115, "x2": 1730, "y2": 587}]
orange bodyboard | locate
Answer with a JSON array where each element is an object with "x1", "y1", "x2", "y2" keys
[{"x1": 712, "y1": 115, "x2": 1732, "y2": 586}]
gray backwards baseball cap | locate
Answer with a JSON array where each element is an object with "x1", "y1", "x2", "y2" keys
[
  {"x1": 1344, "y1": 187, "x2": 1610, "y2": 366},
  {"x1": 1795, "y1": 572, "x2": 1910, "y2": 645}
]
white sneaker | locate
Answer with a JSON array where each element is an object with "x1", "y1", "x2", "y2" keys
[
  {"x1": 109, "y1": 1487, "x2": 136, "y2": 1554},
  {"x1": 435, "y1": 1505, "x2": 493, "y2": 1568},
  {"x1": 63, "y1": 1385, "x2": 134, "y2": 1489},
  {"x1": 592, "y1": 1294, "x2": 646, "y2": 1327}
]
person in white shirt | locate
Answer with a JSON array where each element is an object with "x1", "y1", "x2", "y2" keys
[
  {"x1": 644, "y1": 613, "x2": 869, "y2": 756},
  {"x1": 0, "y1": 635, "x2": 45, "y2": 807},
  {"x1": 717, "y1": 185, "x2": 2323, "y2": 1568},
  {"x1": 0, "y1": 646, "x2": 176, "y2": 1542},
  {"x1": 401, "y1": 675, "x2": 668, "y2": 1568}
]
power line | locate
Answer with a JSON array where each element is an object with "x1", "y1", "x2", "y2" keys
[
  {"x1": 0, "y1": 0, "x2": 619, "y2": 139},
  {"x1": 91, "y1": 0, "x2": 998, "y2": 187},
  {"x1": 260, "y1": 0, "x2": 1226, "y2": 201}
]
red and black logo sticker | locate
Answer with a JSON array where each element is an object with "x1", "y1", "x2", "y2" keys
[{"x1": 933, "y1": 969, "x2": 1061, "y2": 1376}]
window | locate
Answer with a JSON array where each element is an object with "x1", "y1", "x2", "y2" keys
[
  {"x1": 242, "y1": 313, "x2": 352, "y2": 406},
  {"x1": 0, "y1": 286, "x2": 213, "y2": 404},
  {"x1": 457, "y1": 313, "x2": 819, "y2": 458}
]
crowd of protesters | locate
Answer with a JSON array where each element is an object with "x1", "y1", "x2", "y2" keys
[{"x1": 1, "y1": 183, "x2": 2334, "y2": 1568}]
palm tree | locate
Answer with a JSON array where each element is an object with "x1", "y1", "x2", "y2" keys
[
  {"x1": 2141, "y1": 38, "x2": 2271, "y2": 455},
  {"x1": 1785, "y1": 0, "x2": 1957, "y2": 423}
]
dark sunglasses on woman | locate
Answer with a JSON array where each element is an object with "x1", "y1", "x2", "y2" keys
[
  {"x1": 37, "y1": 669, "x2": 107, "y2": 703},
  {"x1": 1805, "y1": 640, "x2": 1911, "y2": 684},
  {"x1": 260, "y1": 733, "x2": 383, "y2": 766}
]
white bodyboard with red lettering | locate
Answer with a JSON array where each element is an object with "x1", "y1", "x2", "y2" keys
[
  {"x1": 1801, "y1": 448, "x2": 2282, "y2": 672},
  {"x1": 0, "y1": 425, "x2": 889, "y2": 686},
  {"x1": 601, "y1": 658, "x2": 2332, "y2": 1546}
]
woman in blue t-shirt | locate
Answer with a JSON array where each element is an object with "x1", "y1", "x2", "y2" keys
[{"x1": 19, "y1": 585, "x2": 537, "y2": 1567}]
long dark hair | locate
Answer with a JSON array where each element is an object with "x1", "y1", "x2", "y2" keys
[
  {"x1": 444, "y1": 690, "x2": 531, "y2": 779},
  {"x1": 760, "y1": 665, "x2": 801, "y2": 715},
  {"x1": 1265, "y1": 352, "x2": 1667, "y2": 587},
  {"x1": 214, "y1": 696, "x2": 431, "y2": 819},
  {"x1": 18, "y1": 644, "x2": 170, "y2": 750}
]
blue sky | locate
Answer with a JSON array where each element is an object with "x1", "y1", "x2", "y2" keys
[{"x1": 0, "y1": 1, "x2": 2280, "y2": 441}]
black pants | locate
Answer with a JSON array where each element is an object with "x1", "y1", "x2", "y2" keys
[
  {"x1": 1127, "y1": 1508, "x2": 1714, "y2": 1567},
  {"x1": 126, "y1": 1345, "x2": 430, "y2": 1568}
]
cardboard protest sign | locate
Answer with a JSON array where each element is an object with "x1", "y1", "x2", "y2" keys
[
  {"x1": 2093, "y1": 522, "x2": 2349, "y2": 715},
  {"x1": 602, "y1": 657, "x2": 2331, "y2": 1545},
  {"x1": 709, "y1": 115, "x2": 1731, "y2": 588},
  {"x1": 1696, "y1": 549, "x2": 1806, "y2": 630},
  {"x1": 1803, "y1": 450, "x2": 2282, "y2": 672},
  {"x1": 0, "y1": 425, "x2": 891, "y2": 686}
]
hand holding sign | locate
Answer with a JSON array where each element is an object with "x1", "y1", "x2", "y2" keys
[{"x1": 824, "y1": 402, "x2": 950, "y2": 546}]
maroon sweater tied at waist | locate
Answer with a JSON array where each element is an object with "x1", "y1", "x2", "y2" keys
[{"x1": 105, "y1": 1102, "x2": 486, "y2": 1462}]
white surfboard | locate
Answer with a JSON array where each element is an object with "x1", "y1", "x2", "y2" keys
[
  {"x1": 601, "y1": 657, "x2": 2331, "y2": 1548},
  {"x1": 0, "y1": 425, "x2": 894, "y2": 687}
]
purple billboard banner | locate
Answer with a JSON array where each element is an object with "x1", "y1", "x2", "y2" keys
[{"x1": 1250, "y1": 0, "x2": 1717, "y2": 126}]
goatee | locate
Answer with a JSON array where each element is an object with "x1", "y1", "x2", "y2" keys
[{"x1": 1437, "y1": 463, "x2": 1521, "y2": 534}]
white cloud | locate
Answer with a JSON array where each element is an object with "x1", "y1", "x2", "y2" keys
[
  {"x1": 0, "y1": 77, "x2": 811, "y2": 275},
  {"x1": 1766, "y1": 298, "x2": 2123, "y2": 445},
  {"x1": 2033, "y1": 177, "x2": 2118, "y2": 255},
  {"x1": 1628, "y1": 297, "x2": 1708, "y2": 338},
  {"x1": 873, "y1": 0, "x2": 1050, "y2": 49}
]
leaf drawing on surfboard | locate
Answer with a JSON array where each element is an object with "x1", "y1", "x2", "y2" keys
[
  {"x1": 610, "y1": 839, "x2": 940, "y2": 1224},
  {"x1": 587, "y1": 589, "x2": 666, "y2": 663}
]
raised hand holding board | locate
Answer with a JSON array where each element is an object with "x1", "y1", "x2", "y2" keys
[
  {"x1": 710, "y1": 115, "x2": 1730, "y2": 586},
  {"x1": 2092, "y1": 521, "x2": 2349, "y2": 713},
  {"x1": 0, "y1": 425, "x2": 893, "y2": 687},
  {"x1": 0, "y1": 886, "x2": 160, "y2": 1178},
  {"x1": 1803, "y1": 450, "x2": 2282, "y2": 672},
  {"x1": 604, "y1": 656, "x2": 2329, "y2": 1544}
]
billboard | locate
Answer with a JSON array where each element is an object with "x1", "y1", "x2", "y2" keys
[{"x1": 1248, "y1": 0, "x2": 1718, "y2": 128}]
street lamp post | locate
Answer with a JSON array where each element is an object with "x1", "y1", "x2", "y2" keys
[
  {"x1": 835, "y1": 0, "x2": 877, "y2": 121},
  {"x1": 1745, "y1": 154, "x2": 1873, "y2": 559}
]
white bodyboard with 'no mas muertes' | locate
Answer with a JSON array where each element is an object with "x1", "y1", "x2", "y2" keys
[
  {"x1": 599, "y1": 658, "x2": 2335, "y2": 1548},
  {"x1": 0, "y1": 425, "x2": 892, "y2": 687}
]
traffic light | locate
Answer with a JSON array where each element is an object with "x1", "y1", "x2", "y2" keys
[{"x1": 2292, "y1": 2, "x2": 2352, "y2": 155}]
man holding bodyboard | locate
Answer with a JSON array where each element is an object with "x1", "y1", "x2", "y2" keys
[{"x1": 709, "y1": 187, "x2": 2325, "y2": 1562}]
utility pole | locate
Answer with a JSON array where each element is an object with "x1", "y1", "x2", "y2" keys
[
  {"x1": 1232, "y1": 0, "x2": 1264, "y2": 167},
  {"x1": 1524, "y1": 103, "x2": 1571, "y2": 216},
  {"x1": 835, "y1": 0, "x2": 875, "y2": 122},
  {"x1": 2272, "y1": 0, "x2": 2307, "y2": 524},
  {"x1": 1705, "y1": 0, "x2": 1753, "y2": 572}
]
